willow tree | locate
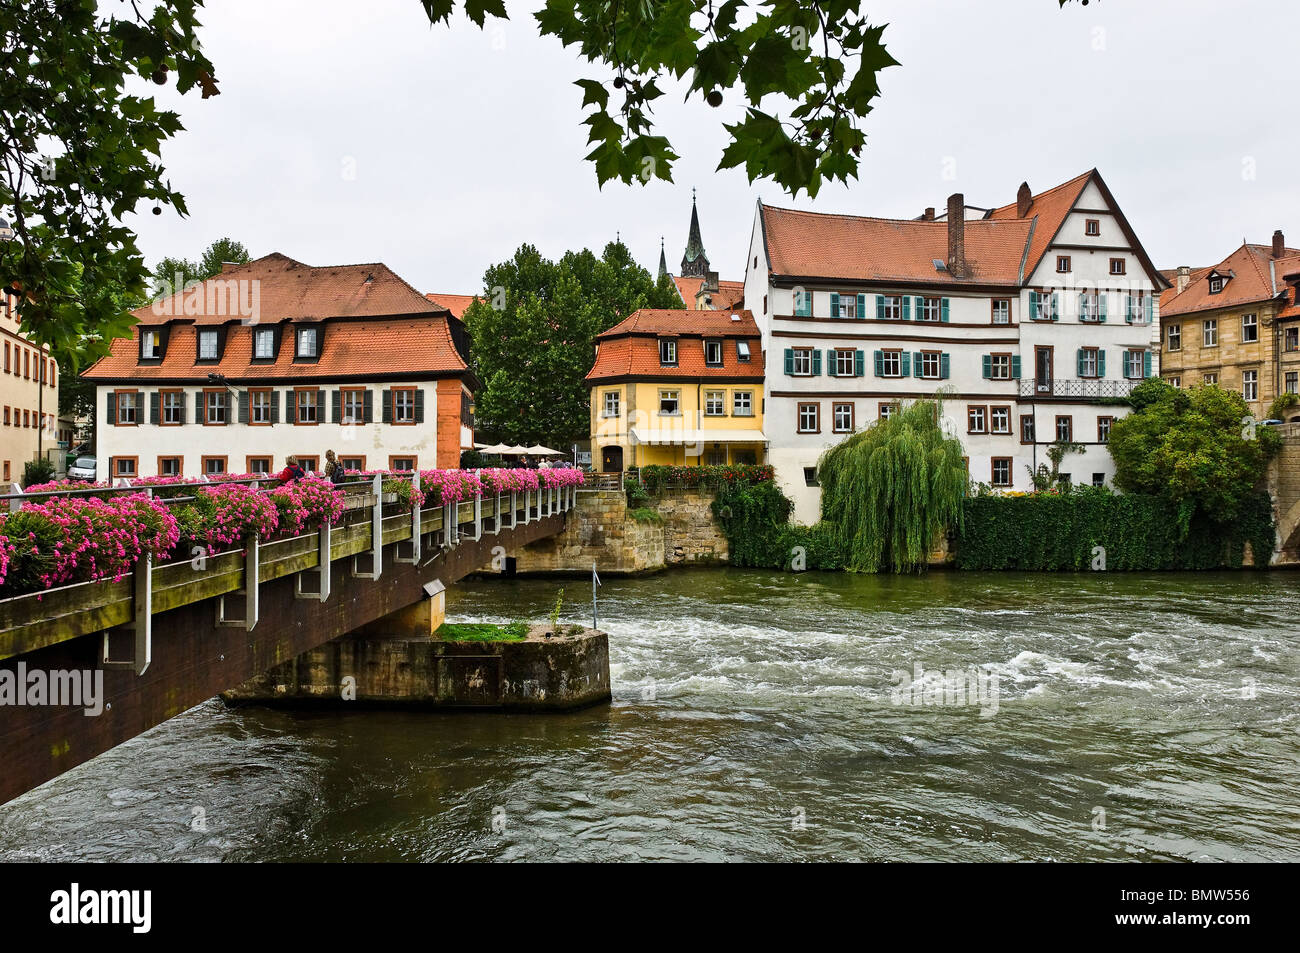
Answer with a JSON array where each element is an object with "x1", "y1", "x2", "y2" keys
[{"x1": 817, "y1": 399, "x2": 967, "y2": 573}]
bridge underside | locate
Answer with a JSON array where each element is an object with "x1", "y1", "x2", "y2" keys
[{"x1": 0, "y1": 512, "x2": 563, "y2": 807}]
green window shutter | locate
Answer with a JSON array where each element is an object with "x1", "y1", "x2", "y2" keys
[
  {"x1": 1097, "y1": 350, "x2": 1106, "y2": 377},
  {"x1": 1078, "y1": 292, "x2": 1087, "y2": 320},
  {"x1": 1124, "y1": 295, "x2": 1133, "y2": 324},
  {"x1": 811, "y1": 350, "x2": 822, "y2": 375},
  {"x1": 941, "y1": 298, "x2": 950, "y2": 322},
  {"x1": 270, "y1": 390, "x2": 280, "y2": 424},
  {"x1": 1144, "y1": 296, "x2": 1154, "y2": 324},
  {"x1": 830, "y1": 292, "x2": 840, "y2": 317},
  {"x1": 940, "y1": 353, "x2": 950, "y2": 380},
  {"x1": 856, "y1": 293, "x2": 866, "y2": 319},
  {"x1": 177, "y1": 392, "x2": 186, "y2": 425},
  {"x1": 1050, "y1": 293, "x2": 1060, "y2": 321},
  {"x1": 875, "y1": 295, "x2": 884, "y2": 320},
  {"x1": 912, "y1": 351, "x2": 923, "y2": 378},
  {"x1": 1011, "y1": 355, "x2": 1022, "y2": 379},
  {"x1": 332, "y1": 389, "x2": 342, "y2": 423},
  {"x1": 982, "y1": 354, "x2": 992, "y2": 379},
  {"x1": 1143, "y1": 350, "x2": 1152, "y2": 378},
  {"x1": 415, "y1": 388, "x2": 425, "y2": 423},
  {"x1": 873, "y1": 350, "x2": 884, "y2": 376},
  {"x1": 196, "y1": 396, "x2": 203, "y2": 424},
  {"x1": 901, "y1": 296, "x2": 911, "y2": 320},
  {"x1": 915, "y1": 296, "x2": 924, "y2": 316},
  {"x1": 854, "y1": 350, "x2": 865, "y2": 377},
  {"x1": 1076, "y1": 348, "x2": 1085, "y2": 377},
  {"x1": 238, "y1": 391, "x2": 249, "y2": 424},
  {"x1": 149, "y1": 391, "x2": 160, "y2": 425},
  {"x1": 363, "y1": 389, "x2": 373, "y2": 424},
  {"x1": 381, "y1": 389, "x2": 393, "y2": 423},
  {"x1": 900, "y1": 352, "x2": 911, "y2": 377},
  {"x1": 826, "y1": 349, "x2": 837, "y2": 377},
  {"x1": 317, "y1": 389, "x2": 325, "y2": 421},
  {"x1": 106, "y1": 392, "x2": 116, "y2": 424},
  {"x1": 784, "y1": 348, "x2": 794, "y2": 375},
  {"x1": 1029, "y1": 291, "x2": 1040, "y2": 320},
  {"x1": 1099, "y1": 293, "x2": 1107, "y2": 323}
]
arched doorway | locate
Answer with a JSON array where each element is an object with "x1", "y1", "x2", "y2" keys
[{"x1": 601, "y1": 446, "x2": 624, "y2": 473}]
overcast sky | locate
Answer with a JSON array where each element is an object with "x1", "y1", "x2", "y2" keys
[{"x1": 128, "y1": 0, "x2": 1299, "y2": 296}]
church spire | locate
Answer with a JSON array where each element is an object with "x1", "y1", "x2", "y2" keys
[
  {"x1": 657, "y1": 236, "x2": 668, "y2": 280},
  {"x1": 680, "y1": 188, "x2": 710, "y2": 278}
]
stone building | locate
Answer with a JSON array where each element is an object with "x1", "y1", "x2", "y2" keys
[{"x1": 1, "y1": 294, "x2": 61, "y2": 485}]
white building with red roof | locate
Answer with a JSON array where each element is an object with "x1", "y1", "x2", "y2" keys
[{"x1": 742, "y1": 169, "x2": 1169, "y2": 523}]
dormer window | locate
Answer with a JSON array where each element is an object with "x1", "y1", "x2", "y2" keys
[
  {"x1": 659, "y1": 338, "x2": 677, "y2": 366},
  {"x1": 140, "y1": 329, "x2": 163, "y2": 359},
  {"x1": 197, "y1": 329, "x2": 219, "y2": 361},
  {"x1": 704, "y1": 339, "x2": 723, "y2": 366},
  {"x1": 296, "y1": 326, "x2": 319, "y2": 358},
  {"x1": 736, "y1": 340, "x2": 751, "y2": 362},
  {"x1": 253, "y1": 327, "x2": 275, "y2": 359},
  {"x1": 1209, "y1": 276, "x2": 1224, "y2": 294}
]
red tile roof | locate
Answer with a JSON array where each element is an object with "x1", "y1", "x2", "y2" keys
[
  {"x1": 1159, "y1": 245, "x2": 1300, "y2": 316},
  {"x1": 424, "y1": 293, "x2": 479, "y2": 318},
  {"x1": 588, "y1": 309, "x2": 763, "y2": 382},
  {"x1": 986, "y1": 170, "x2": 1094, "y2": 280},
  {"x1": 671, "y1": 275, "x2": 745, "y2": 309}
]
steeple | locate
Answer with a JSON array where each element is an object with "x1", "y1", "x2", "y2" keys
[
  {"x1": 680, "y1": 188, "x2": 710, "y2": 278},
  {"x1": 657, "y1": 237, "x2": 668, "y2": 280}
]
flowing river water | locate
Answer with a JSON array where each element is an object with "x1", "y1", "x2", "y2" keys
[{"x1": 1, "y1": 569, "x2": 1298, "y2": 862}]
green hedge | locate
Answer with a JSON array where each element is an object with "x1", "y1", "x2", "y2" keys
[{"x1": 955, "y1": 487, "x2": 1274, "y2": 571}]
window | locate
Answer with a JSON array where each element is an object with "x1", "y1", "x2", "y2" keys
[
  {"x1": 991, "y1": 458, "x2": 1012, "y2": 487},
  {"x1": 1098, "y1": 416, "x2": 1113, "y2": 443},
  {"x1": 603, "y1": 391, "x2": 620, "y2": 418},
  {"x1": 704, "y1": 340, "x2": 723, "y2": 366},
  {"x1": 160, "y1": 389, "x2": 183, "y2": 425},
  {"x1": 1168, "y1": 376, "x2": 1181, "y2": 388},
  {"x1": 1204, "y1": 373, "x2": 1218, "y2": 385},
  {"x1": 2, "y1": 406, "x2": 7, "y2": 426},
  {"x1": 879, "y1": 295, "x2": 902, "y2": 320},
  {"x1": 204, "y1": 389, "x2": 227, "y2": 425},
  {"x1": 392, "y1": 387, "x2": 416, "y2": 424},
  {"x1": 246, "y1": 456, "x2": 272, "y2": 474},
  {"x1": 340, "y1": 456, "x2": 365, "y2": 471},
  {"x1": 793, "y1": 289, "x2": 812, "y2": 316},
  {"x1": 837, "y1": 294, "x2": 857, "y2": 319},
  {"x1": 706, "y1": 448, "x2": 727, "y2": 466},
  {"x1": 1079, "y1": 347, "x2": 1100, "y2": 378},
  {"x1": 3, "y1": 462, "x2": 8, "y2": 482},
  {"x1": 296, "y1": 326, "x2": 319, "y2": 358},
  {"x1": 389, "y1": 456, "x2": 416, "y2": 471},
  {"x1": 250, "y1": 388, "x2": 272, "y2": 424},
  {"x1": 803, "y1": 467, "x2": 819, "y2": 487},
  {"x1": 1209, "y1": 276, "x2": 1223, "y2": 294},
  {"x1": 991, "y1": 299, "x2": 1010, "y2": 325},
  {"x1": 202, "y1": 456, "x2": 227, "y2": 476},
  {"x1": 1124, "y1": 349, "x2": 1146, "y2": 380},
  {"x1": 1242, "y1": 313, "x2": 1258, "y2": 344},
  {"x1": 115, "y1": 390, "x2": 139, "y2": 425},
  {"x1": 1085, "y1": 219, "x2": 1100, "y2": 236},
  {"x1": 878, "y1": 350, "x2": 902, "y2": 377},
  {"x1": 1056, "y1": 255, "x2": 1071, "y2": 273},
  {"x1": 253, "y1": 328, "x2": 275, "y2": 359},
  {"x1": 835, "y1": 349, "x2": 856, "y2": 377},
  {"x1": 1286, "y1": 327, "x2": 1299, "y2": 352},
  {"x1": 1243, "y1": 369, "x2": 1258, "y2": 402},
  {"x1": 967, "y1": 406, "x2": 987, "y2": 434},
  {"x1": 990, "y1": 406, "x2": 1011, "y2": 434},
  {"x1": 198, "y1": 329, "x2": 219, "y2": 360},
  {"x1": 791, "y1": 348, "x2": 814, "y2": 376},
  {"x1": 1286, "y1": 372, "x2": 1297, "y2": 395},
  {"x1": 341, "y1": 387, "x2": 365, "y2": 424},
  {"x1": 141, "y1": 329, "x2": 162, "y2": 358},
  {"x1": 1020, "y1": 415, "x2": 1035, "y2": 444},
  {"x1": 797, "y1": 402, "x2": 820, "y2": 433},
  {"x1": 659, "y1": 390, "x2": 680, "y2": 416},
  {"x1": 879, "y1": 402, "x2": 895, "y2": 421},
  {"x1": 158, "y1": 456, "x2": 181, "y2": 476},
  {"x1": 1203, "y1": 319, "x2": 1218, "y2": 347},
  {"x1": 1089, "y1": 473, "x2": 1104, "y2": 487},
  {"x1": 659, "y1": 339, "x2": 677, "y2": 366},
  {"x1": 916, "y1": 297, "x2": 941, "y2": 322},
  {"x1": 295, "y1": 388, "x2": 319, "y2": 424},
  {"x1": 736, "y1": 340, "x2": 751, "y2": 362},
  {"x1": 1109, "y1": 258, "x2": 1126, "y2": 276},
  {"x1": 1056, "y1": 415, "x2": 1073, "y2": 442},
  {"x1": 919, "y1": 351, "x2": 942, "y2": 379},
  {"x1": 988, "y1": 353, "x2": 1011, "y2": 380},
  {"x1": 1167, "y1": 324, "x2": 1181, "y2": 351},
  {"x1": 1080, "y1": 293, "x2": 1101, "y2": 322},
  {"x1": 112, "y1": 456, "x2": 137, "y2": 478},
  {"x1": 298, "y1": 456, "x2": 319, "y2": 472},
  {"x1": 832, "y1": 402, "x2": 854, "y2": 433},
  {"x1": 733, "y1": 391, "x2": 753, "y2": 416},
  {"x1": 704, "y1": 390, "x2": 725, "y2": 416}
]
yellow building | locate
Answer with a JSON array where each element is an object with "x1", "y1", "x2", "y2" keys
[
  {"x1": 1, "y1": 295, "x2": 61, "y2": 485},
  {"x1": 587, "y1": 309, "x2": 767, "y2": 472}
]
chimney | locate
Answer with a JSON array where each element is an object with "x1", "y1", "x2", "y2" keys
[
  {"x1": 947, "y1": 193, "x2": 967, "y2": 278},
  {"x1": 1176, "y1": 265, "x2": 1190, "y2": 294},
  {"x1": 1273, "y1": 229, "x2": 1286, "y2": 258},
  {"x1": 1016, "y1": 182, "x2": 1032, "y2": 218},
  {"x1": 923, "y1": 207, "x2": 936, "y2": 221}
]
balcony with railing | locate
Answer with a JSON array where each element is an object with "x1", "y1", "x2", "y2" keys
[{"x1": 1018, "y1": 378, "x2": 1136, "y2": 399}]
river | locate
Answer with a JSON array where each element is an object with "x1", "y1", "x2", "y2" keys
[{"x1": 1, "y1": 569, "x2": 1298, "y2": 861}]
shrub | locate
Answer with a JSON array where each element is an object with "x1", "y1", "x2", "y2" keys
[
  {"x1": 628, "y1": 507, "x2": 662, "y2": 524},
  {"x1": 176, "y1": 483, "x2": 279, "y2": 552},
  {"x1": 638, "y1": 464, "x2": 773, "y2": 494},
  {"x1": 268, "y1": 477, "x2": 345, "y2": 536},
  {"x1": 22, "y1": 458, "x2": 56, "y2": 489}
]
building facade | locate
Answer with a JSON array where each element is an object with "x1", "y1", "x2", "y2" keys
[
  {"x1": 742, "y1": 169, "x2": 1167, "y2": 523},
  {"x1": 1, "y1": 294, "x2": 61, "y2": 485},
  {"x1": 83, "y1": 253, "x2": 475, "y2": 480},
  {"x1": 1158, "y1": 233, "x2": 1300, "y2": 414},
  {"x1": 587, "y1": 309, "x2": 766, "y2": 471}
]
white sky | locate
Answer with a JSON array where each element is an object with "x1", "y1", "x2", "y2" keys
[{"x1": 128, "y1": 0, "x2": 1300, "y2": 295}]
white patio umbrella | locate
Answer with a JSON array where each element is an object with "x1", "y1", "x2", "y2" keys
[
  {"x1": 525, "y1": 444, "x2": 562, "y2": 456},
  {"x1": 476, "y1": 443, "x2": 512, "y2": 454}
]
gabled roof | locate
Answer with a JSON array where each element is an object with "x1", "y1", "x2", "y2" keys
[
  {"x1": 589, "y1": 309, "x2": 763, "y2": 382},
  {"x1": 136, "y1": 253, "x2": 445, "y2": 326},
  {"x1": 598, "y1": 308, "x2": 759, "y2": 339},
  {"x1": 670, "y1": 275, "x2": 745, "y2": 309},
  {"x1": 1159, "y1": 244, "x2": 1300, "y2": 316},
  {"x1": 424, "y1": 292, "x2": 479, "y2": 319}
]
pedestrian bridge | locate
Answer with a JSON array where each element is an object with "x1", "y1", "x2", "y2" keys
[{"x1": 0, "y1": 476, "x2": 576, "y2": 806}]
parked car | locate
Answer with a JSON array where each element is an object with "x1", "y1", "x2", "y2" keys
[
  {"x1": 67, "y1": 456, "x2": 97, "y2": 482},
  {"x1": 65, "y1": 443, "x2": 92, "y2": 469}
]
